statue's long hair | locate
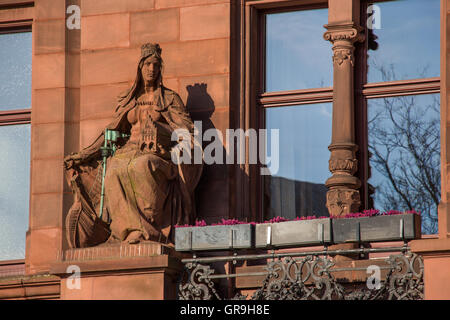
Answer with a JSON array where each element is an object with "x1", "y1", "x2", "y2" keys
[{"x1": 115, "y1": 52, "x2": 165, "y2": 112}]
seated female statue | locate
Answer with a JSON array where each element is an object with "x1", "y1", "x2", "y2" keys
[{"x1": 64, "y1": 43, "x2": 202, "y2": 247}]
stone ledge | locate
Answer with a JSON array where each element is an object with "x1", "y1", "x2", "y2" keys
[
  {"x1": 50, "y1": 242, "x2": 189, "y2": 276},
  {"x1": 410, "y1": 238, "x2": 450, "y2": 256},
  {"x1": 0, "y1": 259, "x2": 25, "y2": 279},
  {"x1": 0, "y1": 6, "x2": 33, "y2": 24},
  {"x1": 0, "y1": 274, "x2": 60, "y2": 300},
  {"x1": 51, "y1": 245, "x2": 187, "y2": 299},
  {"x1": 51, "y1": 254, "x2": 184, "y2": 276},
  {"x1": 59, "y1": 242, "x2": 189, "y2": 261}
]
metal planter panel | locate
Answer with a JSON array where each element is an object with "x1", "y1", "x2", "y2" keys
[
  {"x1": 332, "y1": 214, "x2": 421, "y2": 244},
  {"x1": 175, "y1": 224, "x2": 254, "y2": 251},
  {"x1": 255, "y1": 219, "x2": 332, "y2": 249}
]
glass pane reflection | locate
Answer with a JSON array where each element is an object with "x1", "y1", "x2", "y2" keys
[
  {"x1": 0, "y1": 124, "x2": 30, "y2": 260},
  {"x1": 0, "y1": 32, "x2": 32, "y2": 110},
  {"x1": 367, "y1": 0, "x2": 440, "y2": 83},
  {"x1": 266, "y1": 8, "x2": 332, "y2": 92},
  {"x1": 368, "y1": 94, "x2": 440, "y2": 234},
  {"x1": 264, "y1": 103, "x2": 331, "y2": 220}
]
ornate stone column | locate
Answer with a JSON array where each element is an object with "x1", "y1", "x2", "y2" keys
[{"x1": 323, "y1": 23, "x2": 364, "y2": 217}]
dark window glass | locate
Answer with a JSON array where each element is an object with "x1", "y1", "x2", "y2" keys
[
  {"x1": 367, "y1": 0, "x2": 440, "y2": 83},
  {"x1": 265, "y1": 8, "x2": 332, "y2": 92},
  {"x1": 0, "y1": 124, "x2": 30, "y2": 260},
  {"x1": 0, "y1": 32, "x2": 32, "y2": 111},
  {"x1": 368, "y1": 94, "x2": 440, "y2": 234},
  {"x1": 264, "y1": 103, "x2": 332, "y2": 220}
]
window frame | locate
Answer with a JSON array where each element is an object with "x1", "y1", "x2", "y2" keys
[
  {"x1": 0, "y1": 1, "x2": 33, "y2": 263},
  {"x1": 261, "y1": 5, "x2": 333, "y2": 220},
  {"x1": 0, "y1": 1, "x2": 32, "y2": 126},
  {"x1": 236, "y1": 0, "x2": 442, "y2": 225},
  {"x1": 356, "y1": 0, "x2": 441, "y2": 212},
  {"x1": 235, "y1": 0, "x2": 329, "y2": 223}
]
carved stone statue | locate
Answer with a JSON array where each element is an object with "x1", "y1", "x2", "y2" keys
[{"x1": 64, "y1": 43, "x2": 203, "y2": 248}]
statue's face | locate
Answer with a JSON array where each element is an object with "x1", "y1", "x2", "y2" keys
[{"x1": 141, "y1": 56, "x2": 161, "y2": 84}]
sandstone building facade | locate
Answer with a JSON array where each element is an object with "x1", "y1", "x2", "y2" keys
[{"x1": 0, "y1": 0, "x2": 449, "y2": 299}]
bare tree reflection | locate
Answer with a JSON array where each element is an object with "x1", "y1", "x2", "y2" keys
[{"x1": 368, "y1": 67, "x2": 440, "y2": 234}]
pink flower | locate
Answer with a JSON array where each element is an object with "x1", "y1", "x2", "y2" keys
[
  {"x1": 338, "y1": 209, "x2": 380, "y2": 219},
  {"x1": 264, "y1": 216, "x2": 289, "y2": 224},
  {"x1": 383, "y1": 210, "x2": 403, "y2": 216},
  {"x1": 194, "y1": 220, "x2": 207, "y2": 227},
  {"x1": 362, "y1": 209, "x2": 380, "y2": 217},
  {"x1": 174, "y1": 224, "x2": 190, "y2": 228},
  {"x1": 177, "y1": 208, "x2": 419, "y2": 227},
  {"x1": 334, "y1": 208, "x2": 420, "y2": 220}
]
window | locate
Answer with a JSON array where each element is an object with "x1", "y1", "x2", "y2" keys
[
  {"x1": 265, "y1": 103, "x2": 331, "y2": 219},
  {"x1": 261, "y1": 6, "x2": 332, "y2": 220},
  {"x1": 241, "y1": 0, "x2": 441, "y2": 233},
  {"x1": 0, "y1": 30, "x2": 32, "y2": 260},
  {"x1": 265, "y1": 8, "x2": 332, "y2": 91},
  {"x1": 359, "y1": 0, "x2": 441, "y2": 233}
]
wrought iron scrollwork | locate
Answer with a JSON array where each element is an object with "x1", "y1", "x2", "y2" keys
[
  {"x1": 385, "y1": 253, "x2": 424, "y2": 300},
  {"x1": 253, "y1": 253, "x2": 423, "y2": 300},
  {"x1": 178, "y1": 262, "x2": 221, "y2": 300},
  {"x1": 177, "y1": 251, "x2": 424, "y2": 300},
  {"x1": 252, "y1": 256, "x2": 346, "y2": 300},
  {"x1": 343, "y1": 252, "x2": 424, "y2": 300}
]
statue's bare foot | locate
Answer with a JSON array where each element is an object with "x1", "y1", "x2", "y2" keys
[{"x1": 125, "y1": 231, "x2": 145, "y2": 244}]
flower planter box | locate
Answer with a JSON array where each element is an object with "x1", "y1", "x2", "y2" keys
[
  {"x1": 175, "y1": 224, "x2": 254, "y2": 252},
  {"x1": 255, "y1": 219, "x2": 332, "y2": 249},
  {"x1": 332, "y1": 213, "x2": 421, "y2": 244}
]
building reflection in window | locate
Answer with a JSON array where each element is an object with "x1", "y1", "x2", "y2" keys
[{"x1": 264, "y1": 103, "x2": 332, "y2": 220}]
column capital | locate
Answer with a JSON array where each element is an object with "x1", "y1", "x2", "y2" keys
[{"x1": 323, "y1": 23, "x2": 365, "y2": 44}]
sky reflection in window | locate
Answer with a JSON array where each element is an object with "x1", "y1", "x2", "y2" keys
[
  {"x1": 0, "y1": 32, "x2": 32, "y2": 111},
  {"x1": 367, "y1": 0, "x2": 440, "y2": 82},
  {"x1": 0, "y1": 124, "x2": 30, "y2": 260},
  {"x1": 266, "y1": 8, "x2": 332, "y2": 92}
]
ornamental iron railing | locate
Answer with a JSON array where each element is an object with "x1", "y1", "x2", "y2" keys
[{"x1": 177, "y1": 246, "x2": 424, "y2": 300}]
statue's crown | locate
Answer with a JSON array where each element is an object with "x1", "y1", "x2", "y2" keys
[{"x1": 141, "y1": 43, "x2": 162, "y2": 59}]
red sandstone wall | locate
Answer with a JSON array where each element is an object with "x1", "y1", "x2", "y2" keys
[
  {"x1": 27, "y1": 0, "x2": 231, "y2": 274},
  {"x1": 28, "y1": 0, "x2": 76, "y2": 275}
]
